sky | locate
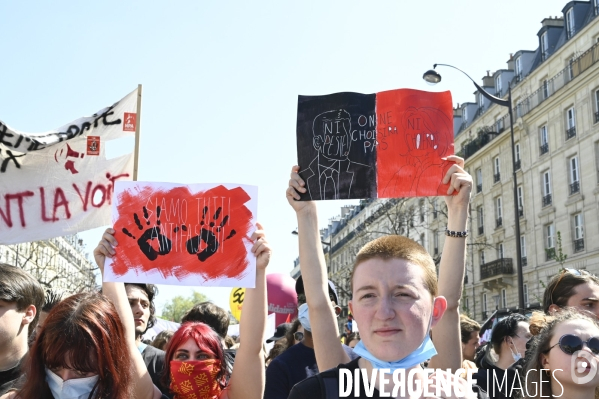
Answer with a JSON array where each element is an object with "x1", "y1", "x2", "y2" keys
[{"x1": 1, "y1": 0, "x2": 571, "y2": 315}]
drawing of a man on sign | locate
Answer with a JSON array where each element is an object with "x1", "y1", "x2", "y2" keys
[{"x1": 301, "y1": 110, "x2": 370, "y2": 200}]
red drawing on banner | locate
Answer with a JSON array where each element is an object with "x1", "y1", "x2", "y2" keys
[
  {"x1": 54, "y1": 143, "x2": 85, "y2": 174},
  {"x1": 376, "y1": 89, "x2": 454, "y2": 198},
  {"x1": 87, "y1": 136, "x2": 100, "y2": 155},
  {"x1": 123, "y1": 113, "x2": 136, "y2": 132},
  {"x1": 112, "y1": 185, "x2": 253, "y2": 281}
]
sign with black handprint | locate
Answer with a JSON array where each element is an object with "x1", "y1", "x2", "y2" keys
[{"x1": 103, "y1": 182, "x2": 258, "y2": 287}]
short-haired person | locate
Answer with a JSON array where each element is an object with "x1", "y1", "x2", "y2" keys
[
  {"x1": 544, "y1": 268, "x2": 599, "y2": 318},
  {"x1": 36, "y1": 289, "x2": 65, "y2": 335},
  {"x1": 346, "y1": 332, "x2": 360, "y2": 349},
  {"x1": 0, "y1": 264, "x2": 44, "y2": 396},
  {"x1": 123, "y1": 282, "x2": 170, "y2": 396},
  {"x1": 461, "y1": 314, "x2": 481, "y2": 362},
  {"x1": 152, "y1": 330, "x2": 175, "y2": 351},
  {"x1": 473, "y1": 314, "x2": 530, "y2": 398},
  {"x1": 286, "y1": 157, "x2": 486, "y2": 398},
  {"x1": 523, "y1": 309, "x2": 599, "y2": 398}
]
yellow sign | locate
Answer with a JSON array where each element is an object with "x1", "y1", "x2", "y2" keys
[{"x1": 229, "y1": 287, "x2": 245, "y2": 321}]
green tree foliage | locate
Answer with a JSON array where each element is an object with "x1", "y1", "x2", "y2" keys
[{"x1": 160, "y1": 291, "x2": 210, "y2": 322}]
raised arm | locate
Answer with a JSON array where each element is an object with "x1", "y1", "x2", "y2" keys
[
  {"x1": 428, "y1": 156, "x2": 472, "y2": 371},
  {"x1": 94, "y1": 229, "x2": 163, "y2": 399},
  {"x1": 286, "y1": 166, "x2": 350, "y2": 370},
  {"x1": 227, "y1": 223, "x2": 270, "y2": 399}
]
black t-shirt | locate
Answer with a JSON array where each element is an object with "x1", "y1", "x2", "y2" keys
[
  {"x1": 289, "y1": 357, "x2": 490, "y2": 399},
  {"x1": 142, "y1": 345, "x2": 171, "y2": 398},
  {"x1": 0, "y1": 356, "x2": 25, "y2": 396}
]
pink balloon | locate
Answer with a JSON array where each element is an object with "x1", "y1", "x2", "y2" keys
[{"x1": 266, "y1": 273, "x2": 298, "y2": 325}]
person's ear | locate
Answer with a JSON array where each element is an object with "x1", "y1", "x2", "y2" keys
[
  {"x1": 348, "y1": 301, "x2": 354, "y2": 317},
  {"x1": 430, "y1": 296, "x2": 447, "y2": 328},
  {"x1": 21, "y1": 304, "x2": 37, "y2": 326},
  {"x1": 541, "y1": 352, "x2": 550, "y2": 368},
  {"x1": 313, "y1": 136, "x2": 323, "y2": 151},
  {"x1": 548, "y1": 304, "x2": 561, "y2": 315}
]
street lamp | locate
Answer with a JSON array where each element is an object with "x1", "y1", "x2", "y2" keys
[{"x1": 423, "y1": 63, "x2": 525, "y2": 310}]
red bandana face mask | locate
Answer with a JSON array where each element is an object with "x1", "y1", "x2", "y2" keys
[{"x1": 170, "y1": 359, "x2": 223, "y2": 399}]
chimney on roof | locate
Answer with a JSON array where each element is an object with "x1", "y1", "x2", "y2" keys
[
  {"x1": 453, "y1": 106, "x2": 462, "y2": 118},
  {"x1": 482, "y1": 73, "x2": 494, "y2": 87},
  {"x1": 541, "y1": 17, "x2": 564, "y2": 28}
]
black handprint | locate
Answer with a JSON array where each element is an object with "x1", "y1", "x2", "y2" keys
[
  {"x1": 122, "y1": 206, "x2": 172, "y2": 261},
  {"x1": 185, "y1": 206, "x2": 236, "y2": 262}
]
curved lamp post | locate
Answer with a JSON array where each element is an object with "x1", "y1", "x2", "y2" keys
[{"x1": 423, "y1": 63, "x2": 525, "y2": 310}]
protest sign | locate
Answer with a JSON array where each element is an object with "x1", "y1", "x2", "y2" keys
[
  {"x1": 296, "y1": 89, "x2": 454, "y2": 200},
  {"x1": 104, "y1": 181, "x2": 258, "y2": 288},
  {"x1": 0, "y1": 87, "x2": 140, "y2": 244}
]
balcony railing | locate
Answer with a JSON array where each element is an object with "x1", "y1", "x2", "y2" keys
[
  {"x1": 566, "y1": 126, "x2": 577, "y2": 139},
  {"x1": 478, "y1": 226, "x2": 484, "y2": 236},
  {"x1": 522, "y1": 256, "x2": 528, "y2": 266},
  {"x1": 496, "y1": 217, "x2": 503, "y2": 228},
  {"x1": 575, "y1": 238, "x2": 585, "y2": 252},
  {"x1": 570, "y1": 181, "x2": 580, "y2": 195},
  {"x1": 477, "y1": 184, "x2": 482, "y2": 193},
  {"x1": 546, "y1": 247, "x2": 556, "y2": 261},
  {"x1": 480, "y1": 258, "x2": 513, "y2": 280},
  {"x1": 540, "y1": 143, "x2": 549, "y2": 155},
  {"x1": 515, "y1": 160, "x2": 521, "y2": 170},
  {"x1": 494, "y1": 173, "x2": 501, "y2": 183},
  {"x1": 595, "y1": 111, "x2": 599, "y2": 124},
  {"x1": 542, "y1": 194, "x2": 552, "y2": 207}
]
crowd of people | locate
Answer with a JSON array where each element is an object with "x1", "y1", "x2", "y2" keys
[{"x1": 1, "y1": 158, "x2": 599, "y2": 398}]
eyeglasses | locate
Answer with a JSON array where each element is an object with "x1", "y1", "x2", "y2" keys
[
  {"x1": 550, "y1": 268, "x2": 583, "y2": 305},
  {"x1": 294, "y1": 332, "x2": 304, "y2": 341},
  {"x1": 545, "y1": 334, "x2": 599, "y2": 355}
]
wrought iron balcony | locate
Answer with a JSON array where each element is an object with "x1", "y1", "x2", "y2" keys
[
  {"x1": 477, "y1": 184, "x2": 482, "y2": 193},
  {"x1": 546, "y1": 247, "x2": 556, "y2": 261},
  {"x1": 566, "y1": 126, "x2": 577, "y2": 140},
  {"x1": 515, "y1": 160, "x2": 521, "y2": 170},
  {"x1": 522, "y1": 256, "x2": 527, "y2": 266},
  {"x1": 540, "y1": 143, "x2": 549, "y2": 155},
  {"x1": 494, "y1": 173, "x2": 501, "y2": 183},
  {"x1": 480, "y1": 258, "x2": 513, "y2": 280},
  {"x1": 570, "y1": 181, "x2": 580, "y2": 195},
  {"x1": 542, "y1": 194, "x2": 552, "y2": 207},
  {"x1": 478, "y1": 226, "x2": 484, "y2": 236},
  {"x1": 496, "y1": 217, "x2": 503, "y2": 228},
  {"x1": 574, "y1": 238, "x2": 585, "y2": 252}
]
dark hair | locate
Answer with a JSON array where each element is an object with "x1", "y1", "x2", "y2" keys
[
  {"x1": 490, "y1": 313, "x2": 528, "y2": 354},
  {"x1": 151, "y1": 330, "x2": 175, "y2": 351},
  {"x1": 224, "y1": 335, "x2": 235, "y2": 349},
  {"x1": 460, "y1": 314, "x2": 481, "y2": 344},
  {"x1": 16, "y1": 292, "x2": 134, "y2": 399},
  {"x1": 124, "y1": 283, "x2": 158, "y2": 330},
  {"x1": 543, "y1": 269, "x2": 599, "y2": 313},
  {"x1": 42, "y1": 289, "x2": 64, "y2": 313},
  {"x1": 283, "y1": 319, "x2": 302, "y2": 351},
  {"x1": 181, "y1": 302, "x2": 229, "y2": 339},
  {"x1": 345, "y1": 332, "x2": 360, "y2": 346},
  {"x1": 163, "y1": 322, "x2": 230, "y2": 391},
  {"x1": 0, "y1": 263, "x2": 45, "y2": 335},
  {"x1": 266, "y1": 338, "x2": 288, "y2": 364}
]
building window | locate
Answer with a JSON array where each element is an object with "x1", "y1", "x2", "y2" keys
[
  {"x1": 432, "y1": 199, "x2": 438, "y2": 219},
  {"x1": 476, "y1": 168, "x2": 483, "y2": 193},
  {"x1": 517, "y1": 186, "x2": 524, "y2": 217},
  {"x1": 546, "y1": 224, "x2": 556, "y2": 260},
  {"x1": 419, "y1": 199, "x2": 425, "y2": 223},
  {"x1": 542, "y1": 79, "x2": 549, "y2": 99},
  {"x1": 515, "y1": 57, "x2": 522, "y2": 81},
  {"x1": 515, "y1": 143, "x2": 521, "y2": 170},
  {"x1": 569, "y1": 156, "x2": 580, "y2": 195},
  {"x1": 521, "y1": 235, "x2": 527, "y2": 266},
  {"x1": 495, "y1": 197, "x2": 503, "y2": 228},
  {"x1": 523, "y1": 284, "x2": 529, "y2": 305},
  {"x1": 541, "y1": 32, "x2": 549, "y2": 60},
  {"x1": 494, "y1": 157, "x2": 501, "y2": 183},
  {"x1": 420, "y1": 233, "x2": 425, "y2": 247},
  {"x1": 501, "y1": 288, "x2": 507, "y2": 308},
  {"x1": 433, "y1": 230, "x2": 439, "y2": 256},
  {"x1": 595, "y1": 142, "x2": 599, "y2": 184},
  {"x1": 496, "y1": 76, "x2": 502, "y2": 96},
  {"x1": 574, "y1": 213, "x2": 584, "y2": 252},
  {"x1": 482, "y1": 293, "x2": 488, "y2": 318},
  {"x1": 479, "y1": 92, "x2": 484, "y2": 108},
  {"x1": 594, "y1": 89, "x2": 599, "y2": 124},
  {"x1": 566, "y1": 107, "x2": 576, "y2": 139},
  {"x1": 463, "y1": 106, "x2": 468, "y2": 121},
  {"x1": 566, "y1": 8, "x2": 575, "y2": 39},
  {"x1": 542, "y1": 171, "x2": 552, "y2": 206},
  {"x1": 480, "y1": 250, "x2": 486, "y2": 266},
  {"x1": 497, "y1": 242, "x2": 504, "y2": 259},
  {"x1": 477, "y1": 206, "x2": 484, "y2": 235},
  {"x1": 540, "y1": 125, "x2": 549, "y2": 155}
]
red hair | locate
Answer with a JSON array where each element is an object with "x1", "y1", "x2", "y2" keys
[
  {"x1": 163, "y1": 322, "x2": 230, "y2": 390},
  {"x1": 16, "y1": 292, "x2": 134, "y2": 399}
]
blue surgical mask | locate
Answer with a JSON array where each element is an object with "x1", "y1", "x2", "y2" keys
[
  {"x1": 352, "y1": 315, "x2": 437, "y2": 372},
  {"x1": 45, "y1": 368, "x2": 99, "y2": 399},
  {"x1": 298, "y1": 303, "x2": 312, "y2": 332}
]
